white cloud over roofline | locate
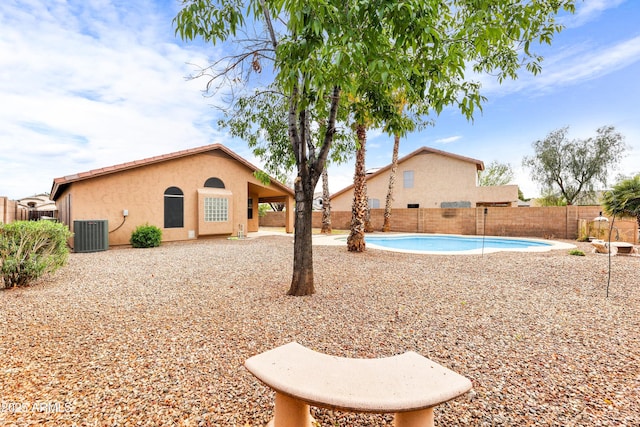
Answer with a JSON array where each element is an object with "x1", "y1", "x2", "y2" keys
[{"x1": 435, "y1": 136, "x2": 462, "y2": 144}]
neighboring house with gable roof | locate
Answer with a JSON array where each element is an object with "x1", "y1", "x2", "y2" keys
[
  {"x1": 50, "y1": 144, "x2": 294, "y2": 249},
  {"x1": 18, "y1": 194, "x2": 57, "y2": 220},
  {"x1": 330, "y1": 146, "x2": 518, "y2": 211}
]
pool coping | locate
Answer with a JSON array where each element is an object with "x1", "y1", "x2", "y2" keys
[{"x1": 311, "y1": 232, "x2": 577, "y2": 255}]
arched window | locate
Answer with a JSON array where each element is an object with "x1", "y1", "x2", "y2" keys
[
  {"x1": 204, "y1": 177, "x2": 225, "y2": 189},
  {"x1": 164, "y1": 187, "x2": 184, "y2": 228}
]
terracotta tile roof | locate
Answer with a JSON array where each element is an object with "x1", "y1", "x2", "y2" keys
[
  {"x1": 330, "y1": 146, "x2": 484, "y2": 199},
  {"x1": 50, "y1": 143, "x2": 293, "y2": 200}
]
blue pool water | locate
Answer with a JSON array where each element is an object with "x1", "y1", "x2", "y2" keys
[{"x1": 365, "y1": 235, "x2": 552, "y2": 253}]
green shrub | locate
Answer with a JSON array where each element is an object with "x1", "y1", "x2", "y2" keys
[
  {"x1": 130, "y1": 224, "x2": 162, "y2": 248},
  {"x1": 569, "y1": 249, "x2": 585, "y2": 256},
  {"x1": 0, "y1": 221, "x2": 73, "y2": 288}
]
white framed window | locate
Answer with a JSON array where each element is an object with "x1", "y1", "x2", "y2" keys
[
  {"x1": 204, "y1": 197, "x2": 228, "y2": 222},
  {"x1": 403, "y1": 170, "x2": 414, "y2": 188},
  {"x1": 368, "y1": 198, "x2": 380, "y2": 209}
]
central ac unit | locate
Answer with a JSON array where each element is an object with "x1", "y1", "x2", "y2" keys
[{"x1": 74, "y1": 220, "x2": 109, "y2": 253}]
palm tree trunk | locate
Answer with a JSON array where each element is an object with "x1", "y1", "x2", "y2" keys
[
  {"x1": 364, "y1": 178, "x2": 373, "y2": 233},
  {"x1": 347, "y1": 123, "x2": 367, "y2": 252},
  {"x1": 320, "y1": 166, "x2": 332, "y2": 234},
  {"x1": 382, "y1": 133, "x2": 400, "y2": 232}
]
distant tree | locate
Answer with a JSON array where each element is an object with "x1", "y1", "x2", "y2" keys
[
  {"x1": 258, "y1": 203, "x2": 270, "y2": 217},
  {"x1": 601, "y1": 174, "x2": 640, "y2": 231},
  {"x1": 518, "y1": 188, "x2": 531, "y2": 202},
  {"x1": 268, "y1": 202, "x2": 285, "y2": 212},
  {"x1": 536, "y1": 190, "x2": 567, "y2": 207},
  {"x1": 478, "y1": 161, "x2": 514, "y2": 186},
  {"x1": 523, "y1": 126, "x2": 626, "y2": 205}
]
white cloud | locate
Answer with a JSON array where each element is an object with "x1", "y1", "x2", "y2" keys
[
  {"x1": 563, "y1": 0, "x2": 627, "y2": 28},
  {"x1": 472, "y1": 35, "x2": 640, "y2": 97},
  {"x1": 532, "y1": 36, "x2": 640, "y2": 91},
  {"x1": 0, "y1": 0, "x2": 228, "y2": 199},
  {"x1": 434, "y1": 135, "x2": 462, "y2": 144}
]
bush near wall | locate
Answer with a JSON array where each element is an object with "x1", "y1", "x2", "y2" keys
[
  {"x1": 130, "y1": 224, "x2": 162, "y2": 248},
  {"x1": 0, "y1": 220, "x2": 73, "y2": 288}
]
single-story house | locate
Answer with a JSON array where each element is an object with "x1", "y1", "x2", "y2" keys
[
  {"x1": 330, "y1": 146, "x2": 518, "y2": 211},
  {"x1": 51, "y1": 144, "x2": 294, "y2": 249}
]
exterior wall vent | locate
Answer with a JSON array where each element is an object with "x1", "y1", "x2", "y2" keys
[{"x1": 74, "y1": 220, "x2": 109, "y2": 253}]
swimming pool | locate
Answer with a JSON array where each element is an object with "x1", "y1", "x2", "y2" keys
[{"x1": 362, "y1": 234, "x2": 574, "y2": 255}]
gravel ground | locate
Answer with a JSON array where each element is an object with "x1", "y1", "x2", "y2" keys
[{"x1": 1, "y1": 235, "x2": 638, "y2": 427}]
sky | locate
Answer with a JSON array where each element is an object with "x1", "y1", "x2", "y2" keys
[{"x1": 1, "y1": 0, "x2": 639, "y2": 201}]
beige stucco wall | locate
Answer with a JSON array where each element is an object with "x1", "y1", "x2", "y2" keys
[
  {"x1": 332, "y1": 151, "x2": 517, "y2": 211},
  {"x1": 475, "y1": 185, "x2": 519, "y2": 206},
  {"x1": 197, "y1": 188, "x2": 234, "y2": 235},
  {"x1": 57, "y1": 150, "x2": 287, "y2": 246}
]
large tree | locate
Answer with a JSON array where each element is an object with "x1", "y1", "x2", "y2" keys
[
  {"x1": 175, "y1": 0, "x2": 575, "y2": 295},
  {"x1": 523, "y1": 126, "x2": 626, "y2": 205},
  {"x1": 478, "y1": 160, "x2": 514, "y2": 186}
]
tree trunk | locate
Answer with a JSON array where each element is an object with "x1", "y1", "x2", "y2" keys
[
  {"x1": 286, "y1": 86, "x2": 341, "y2": 296},
  {"x1": 382, "y1": 133, "x2": 400, "y2": 232},
  {"x1": 347, "y1": 124, "x2": 367, "y2": 252},
  {"x1": 288, "y1": 176, "x2": 315, "y2": 296},
  {"x1": 320, "y1": 166, "x2": 332, "y2": 234}
]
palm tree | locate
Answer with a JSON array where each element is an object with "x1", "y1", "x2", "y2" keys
[
  {"x1": 347, "y1": 123, "x2": 368, "y2": 252},
  {"x1": 382, "y1": 132, "x2": 400, "y2": 232},
  {"x1": 320, "y1": 166, "x2": 332, "y2": 234},
  {"x1": 382, "y1": 94, "x2": 410, "y2": 232},
  {"x1": 601, "y1": 174, "x2": 640, "y2": 234}
]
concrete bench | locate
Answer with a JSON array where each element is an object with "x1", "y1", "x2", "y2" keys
[
  {"x1": 611, "y1": 242, "x2": 638, "y2": 255},
  {"x1": 244, "y1": 342, "x2": 472, "y2": 427}
]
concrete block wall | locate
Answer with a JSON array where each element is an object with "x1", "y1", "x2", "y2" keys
[
  {"x1": 0, "y1": 197, "x2": 28, "y2": 224},
  {"x1": 261, "y1": 205, "x2": 638, "y2": 243},
  {"x1": 259, "y1": 210, "x2": 287, "y2": 227}
]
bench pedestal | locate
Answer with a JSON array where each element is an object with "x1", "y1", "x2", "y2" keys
[
  {"x1": 246, "y1": 342, "x2": 472, "y2": 427},
  {"x1": 267, "y1": 393, "x2": 435, "y2": 427},
  {"x1": 267, "y1": 393, "x2": 314, "y2": 427},
  {"x1": 394, "y1": 408, "x2": 434, "y2": 427}
]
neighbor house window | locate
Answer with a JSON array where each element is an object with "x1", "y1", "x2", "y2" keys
[
  {"x1": 368, "y1": 198, "x2": 380, "y2": 209},
  {"x1": 204, "y1": 177, "x2": 225, "y2": 189},
  {"x1": 204, "y1": 197, "x2": 228, "y2": 222},
  {"x1": 403, "y1": 170, "x2": 414, "y2": 188},
  {"x1": 164, "y1": 187, "x2": 184, "y2": 228}
]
